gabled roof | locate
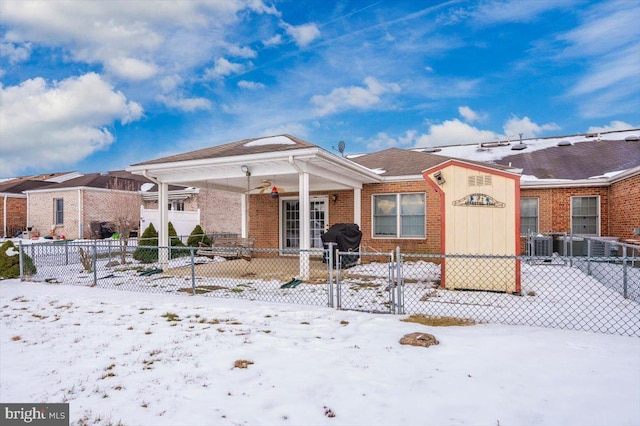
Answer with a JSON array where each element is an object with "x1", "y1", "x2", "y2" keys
[
  {"x1": 0, "y1": 179, "x2": 56, "y2": 194},
  {"x1": 132, "y1": 134, "x2": 316, "y2": 167},
  {"x1": 349, "y1": 148, "x2": 513, "y2": 177},
  {"x1": 23, "y1": 170, "x2": 163, "y2": 192}
]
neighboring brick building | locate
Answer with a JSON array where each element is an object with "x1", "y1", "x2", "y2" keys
[{"x1": 23, "y1": 170, "x2": 241, "y2": 240}]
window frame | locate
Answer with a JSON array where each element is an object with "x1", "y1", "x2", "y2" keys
[
  {"x1": 570, "y1": 195, "x2": 600, "y2": 236},
  {"x1": 372, "y1": 192, "x2": 426, "y2": 239},
  {"x1": 520, "y1": 197, "x2": 539, "y2": 235},
  {"x1": 54, "y1": 198, "x2": 64, "y2": 225}
]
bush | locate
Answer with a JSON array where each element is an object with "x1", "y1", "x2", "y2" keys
[
  {"x1": 186, "y1": 225, "x2": 211, "y2": 247},
  {"x1": 168, "y1": 222, "x2": 188, "y2": 259},
  {"x1": 0, "y1": 241, "x2": 37, "y2": 279},
  {"x1": 132, "y1": 223, "x2": 158, "y2": 263}
]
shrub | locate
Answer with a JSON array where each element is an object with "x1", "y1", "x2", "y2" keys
[
  {"x1": 0, "y1": 241, "x2": 37, "y2": 279},
  {"x1": 168, "y1": 222, "x2": 188, "y2": 259},
  {"x1": 132, "y1": 223, "x2": 158, "y2": 263},
  {"x1": 186, "y1": 225, "x2": 211, "y2": 247}
]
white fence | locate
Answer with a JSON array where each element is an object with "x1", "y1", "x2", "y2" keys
[{"x1": 139, "y1": 207, "x2": 200, "y2": 237}]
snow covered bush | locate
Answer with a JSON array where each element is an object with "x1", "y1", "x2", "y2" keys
[{"x1": 0, "y1": 241, "x2": 37, "y2": 279}]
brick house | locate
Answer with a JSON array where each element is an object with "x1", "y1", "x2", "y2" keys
[
  {"x1": 22, "y1": 170, "x2": 241, "y2": 240},
  {"x1": 0, "y1": 172, "x2": 81, "y2": 238}
]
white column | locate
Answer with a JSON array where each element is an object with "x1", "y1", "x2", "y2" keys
[
  {"x1": 158, "y1": 182, "x2": 169, "y2": 266},
  {"x1": 299, "y1": 172, "x2": 310, "y2": 280},
  {"x1": 353, "y1": 187, "x2": 361, "y2": 227},
  {"x1": 241, "y1": 193, "x2": 248, "y2": 238}
]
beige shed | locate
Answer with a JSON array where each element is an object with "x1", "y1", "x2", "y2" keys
[{"x1": 423, "y1": 159, "x2": 521, "y2": 293}]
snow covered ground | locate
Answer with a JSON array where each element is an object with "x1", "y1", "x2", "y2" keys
[{"x1": 1, "y1": 280, "x2": 639, "y2": 426}]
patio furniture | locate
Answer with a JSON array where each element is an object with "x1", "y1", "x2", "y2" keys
[{"x1": 196, "y1": 237, "x2": 255, "y2": 260}]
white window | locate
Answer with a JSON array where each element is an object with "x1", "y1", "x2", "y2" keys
[
  {"x1": 571, "y1": 196, "x2": 599, "y2": 235},
  {"x1": 373, "y1": 193, "x2": 425, "y2": 238},
  {"x1": 520, "y1": 197, "x2": 539, "y2": 235},
  {"x1": 54, "y1": 198, "x2": 64, "y2": 225}
]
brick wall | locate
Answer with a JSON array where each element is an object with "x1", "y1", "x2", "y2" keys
[
  {"x1": 361, "y1": 181, "x2": 441, "y2": 254},
  {"x1": 609, "y1": 174, "x2": 640, "y2": 241},
  {"x1": 196, "y1": 188, "x2": 242, "y2": 234},
  {"x1": 1, "y1": 196, "x2": 27, "y2": 237},
  {"x1": 248, "y1": 182, "x2": 441, "y2": 254},
  {"x1": 83, "y1": 190, "x2": 142, "y2": 239},
  {"x1": 29, "y1": 190, "x2": 80, "y2": 238}
]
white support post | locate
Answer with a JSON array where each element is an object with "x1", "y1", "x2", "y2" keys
[
  {"x1": 299, "y1": 172, "x2": 310, "y2": 280},
  {"x1": 353, "y1": 187, "x2": 361, "y2": 227},
  {"x1": 241, "y1": 193, "x2": 248, "y2": 238},
  {"x1": 158, "y1": 182, "x2": 169, "y2": 267}
]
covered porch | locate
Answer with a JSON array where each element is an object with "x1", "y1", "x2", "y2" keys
[{"x1": 128, "y1": 135, "x2": 380, "y2": 278}]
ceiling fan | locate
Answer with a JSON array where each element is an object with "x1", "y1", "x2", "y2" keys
[{"x1": 246, "y1": 179, "x2": 285, "y2": 194}]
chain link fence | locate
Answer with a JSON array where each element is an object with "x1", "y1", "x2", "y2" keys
[{"x1": 15, "y1": 240, "x2": 640, "y2": 336}]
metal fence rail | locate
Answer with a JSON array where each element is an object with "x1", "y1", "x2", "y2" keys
[{"x1": 16, "y1": 241, "x2": 640, "y2": 336}]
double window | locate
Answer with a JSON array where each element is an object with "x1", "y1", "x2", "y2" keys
[
  {"x1": 520, "y1": 197, "x2": 539, "y2": 235},
  {"x1": 373, "y1": 193, "x2": 425, "y2": 238},
  {"x1": 54, "y1": 198, "x2": 64, "y2": 225},
  {"x1": 571, "y1": 196, "x2": 599, "y2": 235}
]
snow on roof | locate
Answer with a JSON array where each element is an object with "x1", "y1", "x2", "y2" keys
[
  {"x1": 243, "y1": 135, "x2": 296, "y2": 147},
  {"x1": 416, "y1": 129, "x2": 640, "y2": 163},
  {"x1": 141, "y1": 183, "x2": 154, "y2": 192}
]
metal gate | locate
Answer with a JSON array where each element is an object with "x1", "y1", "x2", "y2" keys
[{"x1": 334, "y1": 249, "x2": 403, "y2": 313}]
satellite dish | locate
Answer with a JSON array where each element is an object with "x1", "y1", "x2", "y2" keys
[{"x1": 338, "y1": 140, "x2": 345, "y2": 155}]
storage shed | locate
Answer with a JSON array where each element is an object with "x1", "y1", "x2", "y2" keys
[{"x1": 423, "y1": 160, "x2": 521, "y2": 293}]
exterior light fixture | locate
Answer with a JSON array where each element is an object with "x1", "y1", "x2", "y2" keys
[
  {"x1": 271, "y1": 186, "x2": 279, "y2": 198},
  {"x1": 241, "y1": 165, "x2": 250, "y2": 176},
  {"x1": 434, "y1": 171, "x2": 445, "y2": 185}
]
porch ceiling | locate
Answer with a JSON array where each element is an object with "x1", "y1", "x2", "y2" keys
[{"x1": 128, "y1": 147, "x2": 381, "y2": 194}]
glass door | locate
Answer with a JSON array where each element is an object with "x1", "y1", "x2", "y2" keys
[{"x1": 281, "y1": 197, "x2": 328, "y2": 249}]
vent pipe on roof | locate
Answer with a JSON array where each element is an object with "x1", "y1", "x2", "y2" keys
[{"x1": 511, "y1": 133, "x2": 527, "y2": 150}]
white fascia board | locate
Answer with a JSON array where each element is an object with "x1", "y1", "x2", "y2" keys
[
  {"x1": 0, "y1": 192, "x2": 27, "y2": 198},
  {"x1": 520, "y1": 179, "x2": 611, "y2": 189},
  {"x1": 609, "y1": 166, "x2": 640, "y2": 184},
  {"x1": 379, "y1": 174, "x2": 425, "y2": 182},
  {"x1": 127, "y1": 148, "x2": 323, "y2": 175}
]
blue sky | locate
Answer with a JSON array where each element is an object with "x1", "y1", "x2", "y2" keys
[{"x1": 1, "y1": 0, "x2": 639, "y2": 178}]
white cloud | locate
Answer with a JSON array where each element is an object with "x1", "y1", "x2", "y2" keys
[
  {"x1": 0, "y1": 73, "x2": 143, "y2": 176},
  {"x1": 311, "y1": 77, "x2": 401, "y2": 116},
  {"x1": 261, "y1": 122, "x2": 308, "y2": 138},
  {"x1": 0, "y1": 42, "x2": 31, "y2": 64},
  {"x1": 105, "y1": 57, "x2": 158, "y2": 81},
  {"x1": 282, "y1": 22, "x2": 321, "y2": 47},
  {"x1": 227, "y1": 44, "x2": 257, "y2": 59},
  {"x1": 156, "y1": 95, "x2": 212, "y2": 112},
  {"x1": 471, "y1": 0, "x2": 577, "y2": 25},
  {"x1": 366, "y1": 130, "x2": 418, "y2": 151},
  {"x1": 262, "y1": 34, "x2": 282, "y2": 47},
  {"x1": 458, "y1": 106, "x2": 485, "y2": 123},
  {"x1": 237, "y1": 80, "x2": 265, "y2": 90},
  {"x1": 204, "y1": 57, "x2": 246, "y2": 79},
  {"x1": 587, "y1": 121, "x2": 635, "y2": 134},
  {"x1": 502, "y1": 115, "x2": 560, "y2": 138},
  {"x1": 414, "y1": 119, "x2": 498, "y2": 147}
]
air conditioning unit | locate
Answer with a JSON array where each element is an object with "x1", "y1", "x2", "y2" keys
[{"x1": 529, "y1": 236, "x2": 552, "y2": 256}]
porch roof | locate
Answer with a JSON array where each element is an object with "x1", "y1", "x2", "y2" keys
[{"x1": 128, "y1": 134, "x2": 381, "y2": 192}]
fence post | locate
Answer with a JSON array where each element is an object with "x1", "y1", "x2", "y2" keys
[
  {"x1": 65, "y1": 240, "x2": 69, "y2": 265},
  {"x1": 389, "y1": 249, "x2": 396, "y2": 314},
  {"x1": 190, "y1": 247, "x2": 196, "y2": 295},
  {"x1": 108, "y1": 239, "x2": 112, "y2": 264},
  {"x1": 587, "y1": 238, "x2": 592, "y2": 276},
  {"x1": 93, "y1": 240, "x2": 98, "y2": 285},
  {"x1": 327, "y1": 243, "x2": 334, "y2": 308},
  {"x1": 396, "y1": 246, "x2": 404, "y2": 315},
  {"x1": 622, "y1": 245, "x2": 628, "y2": 299},
  {"x1": 18, "y1": 240, "x2": 24, "y2": 280},
  {"x1": 336, "y1": 250, "x2": 342, "y2": 310}
]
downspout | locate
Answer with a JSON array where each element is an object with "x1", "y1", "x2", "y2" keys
[
  {"x1": 78, "y1": 188, "x2": 83, "y2": 239},
  {"x1": 3, "y1": 195, "x2": 7, "y2": 238}
]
